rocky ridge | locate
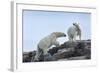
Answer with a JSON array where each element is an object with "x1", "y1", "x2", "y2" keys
[{"x1": 23, "y1": 40, "x2": 91, "y2": 62}]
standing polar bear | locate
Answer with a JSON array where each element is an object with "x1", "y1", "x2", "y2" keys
[
  {"x1": 34, "y1": 32, "x2": 66, "y2": 61},
  {"x1": 67, "y1": 22, "x2": 82, "y2": 41}
]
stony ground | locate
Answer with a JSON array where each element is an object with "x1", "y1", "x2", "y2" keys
[{"x1": 23, "y1": 40, "x2": 91, "y2": 62}]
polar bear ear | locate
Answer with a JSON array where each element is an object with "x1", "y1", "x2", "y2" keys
[{"x1": 73, "y1": 22, "x2": 80, "y2": 26}]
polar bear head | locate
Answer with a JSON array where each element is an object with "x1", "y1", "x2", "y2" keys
[
  {"x1": 73, "y1": 22, "x2": 81, "y2": 31},
  {"x1": 51, "y1": 32, "x2": 66, "y2": 38}
]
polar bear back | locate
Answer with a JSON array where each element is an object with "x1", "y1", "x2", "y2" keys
[
  {"x1": 67, "y1": 26, "x2": 77, "y2": 38},
  {"x1": 38, "y1": 34, "x2": 56, "y2": 49}
]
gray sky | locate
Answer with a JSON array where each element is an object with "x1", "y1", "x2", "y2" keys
[{"x1": 23, "y1": 10, "x2": 91, "y2": 52}]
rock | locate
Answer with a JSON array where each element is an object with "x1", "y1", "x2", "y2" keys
[
  {"x1": 73, "y1": 40, "x2": 91, "y2": 58},
  {"x1": 48, "y1": 47, "x2": 59, "y2": 56},
  {"x1": 48, "y1": 40, "x2": 91, "y2": 60},
  {"x1": 23, "y1": 40, "x2": 91, "y2": 62},
  {"x1": 53, "y1": 48, "x2": 75, "y2": 60},
  {"x1": 44, "y1": 53, "x2": 57, "y2": 61},
  {"x1": 67, "y1": 56, "x2": 87, "y2": 60},
  {"x1": 23, "y1": 51, "x2": 36, "y2": 62}
]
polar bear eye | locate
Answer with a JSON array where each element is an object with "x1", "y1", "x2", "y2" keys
[{"x1": 64, "y1": 34, "x2": 66, "y2": 37}]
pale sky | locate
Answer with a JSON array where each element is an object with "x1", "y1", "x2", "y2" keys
[{"x1": 23, "y1": 10, "x2": 91, "y2": 52}]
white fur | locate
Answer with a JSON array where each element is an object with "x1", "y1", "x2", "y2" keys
[
  {"x1": 34, "y1": 32, "x2": 66, "y2": 61},
  {"x1": 38, "y1": 32, "x2": 66, "y2": 54},
  {"x1": 67, "y1": 23, "x2": 82, "y2": 41}
]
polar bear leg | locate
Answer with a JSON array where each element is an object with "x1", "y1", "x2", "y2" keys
[
  {"x1": 68, "y1": 36, "x2": 73, "y2": 41},
  {"x1": 34, "y1": 48, "x2": 44, "y2": 61},
  {"x1": 79, "y1": 34, "x2": 81, "y2": 40},
  {"x1": 43, "y1": 48, "x2": 48, "y2": 55},
  {"x1": 68, "y1": 34, "x2": 75, "y2": 41},
  {"x1": 34, "y1": 51, "x2": 39, "y2": 61},
  {"x1": 73, "y1": 35, "x2": 76, "y2": 41}
]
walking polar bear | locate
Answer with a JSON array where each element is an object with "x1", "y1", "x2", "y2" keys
[
  {"x1": 34, "y1": 32, "x2": 66, "y2": 61},
  {"x1": 67, "y1": 22, "x2": 82, "y2": 41}
]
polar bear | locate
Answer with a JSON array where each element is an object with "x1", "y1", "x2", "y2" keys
[
  {"x1": 67, "y1": 22, "x2": 82, "y2": 41},
  {"x1": 34, "y1": 32, "x2": 66, "y2": 61}
]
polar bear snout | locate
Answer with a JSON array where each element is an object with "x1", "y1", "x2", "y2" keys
[{"x1": 60, "y1": 33, "x2": 66, "y2": 37}]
